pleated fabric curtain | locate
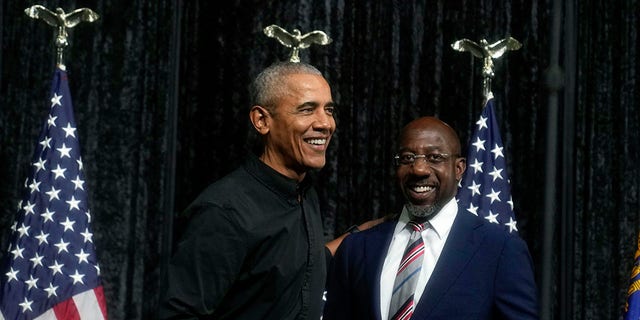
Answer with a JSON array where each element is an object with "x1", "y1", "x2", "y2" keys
[{"x1": 0, "y1": 0, "x2": 638, "y2": 319}]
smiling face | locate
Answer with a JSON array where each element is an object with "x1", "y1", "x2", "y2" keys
[
  {"x1": 251, "y1": 72, "x2": 335, "y2": 181},
  {"x1": 395, "y1": 117, "x2": 466, "y2": 219}
]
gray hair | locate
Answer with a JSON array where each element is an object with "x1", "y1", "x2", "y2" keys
[{"x1": 250, "y1": 61, "x2": 323, "y2": 112}]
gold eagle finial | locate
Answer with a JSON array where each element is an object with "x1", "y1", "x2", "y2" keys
[
  {"x1": 263, "y1": 24, "x2": 332, "y2": 63},
  {"x1": 25, "y1": 5, "x2": 100, "y2": 68},
  {"x1": 451, "y1": 37, "x2": 522, "y2": 100}
]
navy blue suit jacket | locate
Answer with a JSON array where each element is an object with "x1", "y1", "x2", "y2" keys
[{"x1": 323, "y1": 209, "x2": 539, "y2": 320}]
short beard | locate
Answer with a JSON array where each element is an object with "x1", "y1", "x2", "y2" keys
[{"x1": 406, "y1": 202, "x2": 441, "y2": 221}]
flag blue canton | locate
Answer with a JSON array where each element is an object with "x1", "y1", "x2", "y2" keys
[
  {"x1": 456, "y1": 98, "x2": 518, "y2": 233},
  {"x1": 0, "y1": 68, "x2": 107, "y2": 319}
]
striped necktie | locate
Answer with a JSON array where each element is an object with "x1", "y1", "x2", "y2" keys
[{"x1": 388, "y1": 220, "x2": 425, "y2": 320}]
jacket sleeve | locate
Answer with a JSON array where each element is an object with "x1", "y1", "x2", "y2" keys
[
  {"x1": 494, "y1": 234, "x2": 540, "y2": 319},
  {"x1": 323, "y1": 235, "x2": 355, "y2": 320}
]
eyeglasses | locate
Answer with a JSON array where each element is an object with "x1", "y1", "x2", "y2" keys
[{"x1": 393, "y1": 152, "x2": 457, "y2": 166}]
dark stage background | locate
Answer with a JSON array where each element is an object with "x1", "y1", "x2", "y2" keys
[{"x1": 1, "y1": 0, "x2": 639, "y2": 319}]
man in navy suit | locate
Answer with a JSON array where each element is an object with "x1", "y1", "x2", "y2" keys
[{"x1": 323, "y1": 116, "x2": 538, "y2": 319}]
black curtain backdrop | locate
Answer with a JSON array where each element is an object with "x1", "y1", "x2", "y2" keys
[{"x1": 1, "y1": 0, "x2": 638, "y2": 319}]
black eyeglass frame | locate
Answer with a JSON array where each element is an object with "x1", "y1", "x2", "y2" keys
[{"x1": 392, "y1": 152, "x2": 460, "y2": 166}]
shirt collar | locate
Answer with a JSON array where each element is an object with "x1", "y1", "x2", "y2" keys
[
  {"x1": 243, "y1": 153, "x2": 313, "y2": 203},
  {"x1": 397, "y1": 198, "x2": 458, "y2": 239}
]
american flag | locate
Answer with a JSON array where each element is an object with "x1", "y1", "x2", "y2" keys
[
  {"x1": 0, "y1": 67, "x2": 108, "y2": 319},
  {"x1": 456, "y1": 97, "x2": 518, "y2": 233},
  {"x1": 624, "y1": 232, "x2": 640, "y2": 320}
]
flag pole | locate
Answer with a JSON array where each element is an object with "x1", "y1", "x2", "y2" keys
[
  {"x1": 0, "y1": 6, "x2": 106, "y2": 320},
  {"x1": 451, "y1": 37, "x2": 523, "y2": 236}
]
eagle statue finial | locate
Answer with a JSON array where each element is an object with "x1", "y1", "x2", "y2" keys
[
  {"x1": 25, "y1": 5, "x2": 100, "y2": 69},
  {"x1": 451, "y1": 36, "x2": 522, "y2": 100},
  {"x1": 263, "y1": 24, "x2": 332, "y2": 63}
]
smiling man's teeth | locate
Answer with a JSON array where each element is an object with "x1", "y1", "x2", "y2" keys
[
  {"x1": 307, "y1": 139, "x2": 326, "y2": 145},
  {"x1": 412, "y1": 185, "x2": 433, "y2": 193}
]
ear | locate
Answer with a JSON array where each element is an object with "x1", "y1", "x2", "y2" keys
[
  {"x1": 249, "y1": 105, "x2": 270, "y2": 135},
  {"x1": 455, "y1": 157, "x2": 466, "y2": 181}
]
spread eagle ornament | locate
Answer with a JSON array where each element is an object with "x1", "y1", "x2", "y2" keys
[
  {"x1": 451, "y1": 37, "x2": 522, "y2": 99},
  {"x1": 25, "y1": 5, "x2": 100, "y2": 68},
  {"x1": 263, "y1": 24, "x2": 332, "y2": 63}
]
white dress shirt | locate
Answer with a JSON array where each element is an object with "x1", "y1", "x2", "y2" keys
[{"x1": 379, "y1": 198, "x2": 458, "y2": 319}]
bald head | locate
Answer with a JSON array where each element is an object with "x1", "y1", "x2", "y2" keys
[{"x1": 399, "y1": 117, "x2": 462, "y2": 156}]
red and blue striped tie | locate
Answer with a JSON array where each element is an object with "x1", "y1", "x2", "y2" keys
[{"x1": 389, "y1": 221, "x2": 425, "y2": 320}]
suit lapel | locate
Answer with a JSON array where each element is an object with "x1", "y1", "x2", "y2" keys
[
  {"x1": 412, "y1": 210, "x2": 485, "y2": 319},
  {"x1": 364, "y1": 221, "x2": 396, "y2": 320}
]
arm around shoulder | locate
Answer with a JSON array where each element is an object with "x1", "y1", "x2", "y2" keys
[{"x1": 324, "y1": 215, "x2": 388, "y2": 256}]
